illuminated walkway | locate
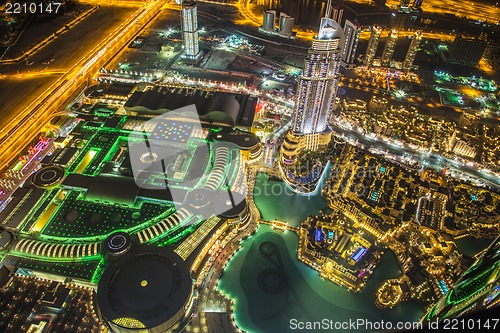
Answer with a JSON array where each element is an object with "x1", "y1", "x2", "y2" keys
[
  {"x1": 204, "y1": 147, "x2": 230, "y2": 191},
  {"x1": 13, "y1": 239, "x2": 100, "y2": 260},
  {"x1": 259, "y1": 219, "x2": 300, "y2": 233},
  {"x1": 137, "y1": 208, "x2": 193, "y2": 244},
  {"x1": 11, "y1": 208, "x2": 195, "y2": 260}
]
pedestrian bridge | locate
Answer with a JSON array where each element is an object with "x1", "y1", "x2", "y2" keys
[{"x1": 259, "y1": 219, "x2": 300, "y2": 233}]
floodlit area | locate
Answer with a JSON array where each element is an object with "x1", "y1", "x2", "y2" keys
[{"x1": 0, "y1": 0, "x2": 499, "y2": 332}]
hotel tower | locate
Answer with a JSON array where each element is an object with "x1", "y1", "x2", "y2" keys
[
  {"x1": 279, "y1": 0, "x2": 344, "y2": 192},
  {"x1": 181, "y1": 0, "x2": 203, "y2": 64}
]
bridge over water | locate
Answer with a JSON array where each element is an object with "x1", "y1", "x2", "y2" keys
[{"x1": 259, "y1": 219, "x2": 300, "y2": 234}]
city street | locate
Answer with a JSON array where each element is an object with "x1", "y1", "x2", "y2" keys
[
  {"x1": 0, "y1": 6, "x2": 135, "y2": 127},
  {"x1": 330, "y1": 123, "x2": 500, "y2": 189}
]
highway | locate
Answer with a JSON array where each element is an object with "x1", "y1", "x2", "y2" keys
[
  {"x1": 413, "y1": 0, "x2": 499, "y2": 25},
  {"x1": 0, "y1": 0, "x2": 164, "y2": 173},
  {"x1": 0, "y1": 6, "x2": 134, "y2": 127},
  {"x1": 363, "y1": 0, "x2": 499, "y2": 25}
]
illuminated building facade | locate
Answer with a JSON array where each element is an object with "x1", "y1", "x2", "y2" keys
[
  {"x1": 340, "y1": 19, "x2": 360, "y2": 67},
  {"x1": 279, "y1": 0, "x2": 343, "y2": 193},
  {"x1": 290, "y1": 16, "x2": 342, "y2": 136},
  {"x1": 403, "y1": 30, "x2": 422, "y2": 71},
  {"x1": 413, "y1": 0, "x2": 423, "y2": 10},
  {"x1": 381, "y1": 29, "x2": 398, "y2": 66},
  {"x1": 364, "y1": 25, "x2": 382, "y2": 68},
  {"x1": 424, "y1": 237, "x2": 500, "y2": 322},
  {"x1": 400, "y1": 0, "x2": 411, "y2": 8},
  {"x1": 262, "y1": 10, "x2": 276, "y2": 31},
  {"x1": 279, "y1": 12, "x2": 294, "y2": 36},
  {"x1": 181, "y1": 0, "x2": 202, "y2": 63}
]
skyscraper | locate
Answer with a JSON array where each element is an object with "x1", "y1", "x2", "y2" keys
[
  {"x1": 364, "y1": 25, "x2": 382, "y2": 68},
  {"x1": 332, "y1": 7, "x2": 344, "y2": 24},
  {"x1": 262, "y1": 10, "x2": 276, "y2": 32},
  {"x1": 278, "y1": 12, "x2": 294, "y2": 36},
  {"x1": 341, "y1": 19, "x2": 360, "y2": 66},
  {"x1": 412, "y1": 0, "x2": 423, "y2": 10},
  {"x1": 181, "y1": 0, "x2": 202, "y2": 63},
  {"x1": 290, "y1": 13, "x2": 343, "y2": 135},
  {"x1": 381, "y1": 28, "x2": 398, "y2": 66},
  {"x1": 279, "y1": 0, "x2": 344, "y2": 193},
  {"x1": 403, "y1": 30, "x2": 422, "y2": 71},
  {"x1": 400, "y1": 0, "x2": 411, "y2": 8},
  {"x1": 280, "y1": 0, "x2": 343, "y2": 171}
]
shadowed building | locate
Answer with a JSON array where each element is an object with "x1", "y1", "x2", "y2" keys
[
  {"x1": 403, "y1": 30, "x2": 422, "y2": 72},
  {"x1": 97, "y1": 245, "x2": 194, "y2": 333},
  {"x1": 381, "y1": 29, "x2": 398, "y2": 67},
  {"x1": 123, "y1": 88, "x2": 257, "y2": 127},
  {"x1": 364, "y1": 25, "x2": 382, "y2": 68},
  {"x1": 445, "y1": 36, "x2": 487, "y2": 67},
  {"x1": 341, "y1": 19, "x2": 360, "y2": 68}
]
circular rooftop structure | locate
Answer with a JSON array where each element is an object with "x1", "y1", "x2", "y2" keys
[
  {"x1": 103, "y1": 232, "x2": 132, "y2": 257},
  {"x1": 186, "y1": 189, "x2": 211, "y2": 210},
  {"x1": 97, "y1": 245, "x2": 193, "y2": 333},
  {"x1": 32, "y1": 165, "x2": 65, "y2": 188},
  {"x1": 213, "y1": 191, "x2": 246, "y2": 218},
  {"x1": 213, "y1": 130, "x2": 260, "y2": 150}
]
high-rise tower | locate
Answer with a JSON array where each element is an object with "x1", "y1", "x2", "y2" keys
[
  {"x1": 381, "y1": 28, "x2": 398, "y2": 66},
  {"x1": 280, "y1": 0, "x2": 344, "y2": 182},
  {"x1": 412, "y1": 0, "x2": 423, "y2": 10},
  {"x1": 279, "y1": 12, "x2": 294, "y2": 36},
  {"x1": 364, "y1": 25, "x2": 382, "y2": 68},
  {"x1": 290, "y1": 8, "x2": 343, "y2": 135},
  {"x1": 279, "y1": 0, "x2": 344, "y2": 193},
  {"x1": 400, "y1": 0, "x2": 411, "y2": 8},
  {"x1": 341, "y1": 19, "x2": 360, "y2": 67},
  {"x1": 403, "y1": 30, "x2": 422, "y2": 71},
  {"x1": 181, "y1": 0, "x2": 202, "y2": 63},
  {"x1": 262, "y1": 10, "x2": 276, "y2": 32}
]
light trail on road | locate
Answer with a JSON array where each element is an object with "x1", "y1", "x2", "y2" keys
[{"x1": 0, "y1": 0, "x2": 165, "y2": 173}]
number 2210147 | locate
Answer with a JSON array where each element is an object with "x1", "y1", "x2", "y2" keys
[{"x1": 5, "y1": 2, "x2": 62, "y2": 14}]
